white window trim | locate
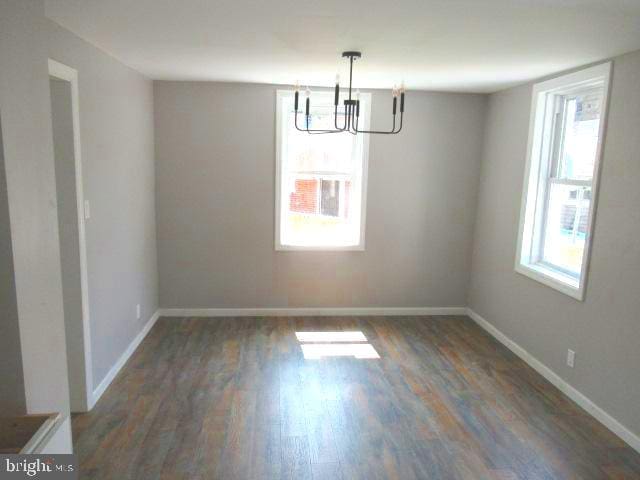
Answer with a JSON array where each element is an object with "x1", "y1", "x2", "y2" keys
[
  {"x1": 274, "y1": 89, "x2": 371, "y2": 251},
  {"x1": 515, "y1": 62, "x2": 612, "y2": 301}
]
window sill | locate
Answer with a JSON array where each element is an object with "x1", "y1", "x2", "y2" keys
[
  {"x1": 276, "y1": 244, "x2": 365, "y2": 252},
  {"x1": 515, "y1": 262, "x2": 584, "y2": 301}
]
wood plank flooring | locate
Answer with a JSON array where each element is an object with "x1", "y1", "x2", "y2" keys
[{"x1": 72, "y1": 316, "x2": 640, "y2": 479}]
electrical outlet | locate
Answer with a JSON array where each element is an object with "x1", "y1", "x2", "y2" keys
[
  {"x1": 136, "y1": 304, "x2": 141, "y2": 320},
  {"x1": 567, "y1": 349, "x2": 575, "y2": 368}
]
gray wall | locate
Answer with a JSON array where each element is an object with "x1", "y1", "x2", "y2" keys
[
  {"x1": 468, "y1": 50, "x2": 640, "y2": 438},
  {"x1": 50, "y1": 78, "x2": 86, "y2": 412},
  {"x1": 0, "y1": 0, "x2": 70, "y2": 445},
  {"x1": 0, "y1": 109, "x2": 26, "y2": 416},
  {"x1": 46, "y1": 20, "x2": 159, "y2": 388},
  {"x1": 155, "y1": 82, "x2": 486, "y2": 309}
]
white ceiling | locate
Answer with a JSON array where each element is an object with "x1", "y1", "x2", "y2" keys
[{"x1": 45, "y1": 0, "x2": 640, "y2": 93}]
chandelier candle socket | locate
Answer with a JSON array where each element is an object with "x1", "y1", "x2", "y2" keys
[{"x1": 292, "y1": 51, "x2": 405, "y2": 135}]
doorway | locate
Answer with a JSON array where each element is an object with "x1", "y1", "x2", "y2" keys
[{"x1": 49, "y1": 59, "x2": 93, "y2": 412}]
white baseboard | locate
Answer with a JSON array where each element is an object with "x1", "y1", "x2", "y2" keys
[
  {"x1": 466, "y1": 307, "x2": 640, "y2": 453},
  {"x1": 157, "y1": 306, "x2": 467, "y2": 317},
  {"x1": 90, "y1": 310, "x2": 160, "y2": 408},
  {"x1": 37, "y1": 414, "x2": 72, "y2": 454}
]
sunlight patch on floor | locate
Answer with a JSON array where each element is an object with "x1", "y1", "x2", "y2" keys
[
  {"x1": 301, "y1": 343, "x2": 380, "y2": 359},
  {"x1": 295, "y1": 331, "x2": 367, "y2": 342},
  {"x1": 296, "y1": 331, "x2": 380, "y2": 359}
]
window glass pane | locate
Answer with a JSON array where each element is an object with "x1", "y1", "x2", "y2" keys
[
  {"x1": 279, "y1": 94, "x2": 365, "y2": 247},
  {"x1": 320, "y1": 179, "x2": 340, "y2": 217},
  {"x1": 556, "y1": 89, "x2": 603, "y2": 180},
  {"x1": 542, "y1": 184, "x2": 591, "y2": 275}
]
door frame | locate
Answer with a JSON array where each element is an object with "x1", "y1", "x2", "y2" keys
[{"x1": 48, "y1": 59, "x2": 94, "y2": 411}]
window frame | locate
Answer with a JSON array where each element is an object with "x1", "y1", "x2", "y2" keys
[
  {"x1": 275, "y1": 89, "x2": 371, "y2": 251},
  {"x1": 515, "y1": 63, "x2": 611, "y2": 301}
]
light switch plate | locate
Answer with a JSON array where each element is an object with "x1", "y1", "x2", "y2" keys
[{"x1": 567, "y1": 349, "x2": 575, "y2": 368}]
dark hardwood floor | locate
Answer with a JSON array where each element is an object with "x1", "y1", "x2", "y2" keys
[{"x1": 72, "y1": 316, "x2": 640, "y2": 479}]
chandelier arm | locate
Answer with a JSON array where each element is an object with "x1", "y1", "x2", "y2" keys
[
  {"x1": 306, "y1": 126, "x2": 347, "y2": 135},
  {"x1": 351, "y1": 98, "x2": 398, "y2": 134},
  {"x1": 393, "y1": 112, "x2": 404, "y2": 134},
  {"x1": 353, "y1": 113, "x2": 398, "y2": 134},
  {"x1": 334, "y1": 105, "x2": 348, "y2": 131},
  {"x1": 350, "y1": 107, "x2": 358, "y2": 134},
  {"x1": 293, "y1": 110, "x2": 307, "y2": 132},
  {"x1": 350, "y1": 101, "x2": 359, "y2": 134},
  {"x1": 305, "y1": 125, "x2": 348, "y2": 134},
  {"x1": 294, "y1": 109, "x2": 344, "y2": 134}
]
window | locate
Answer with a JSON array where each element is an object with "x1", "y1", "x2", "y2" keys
[
  {"x1": 516, "y1": 63, "x2": 611, "y2": 300},
  {"x1": 275, "y1": 90, "x2": 370, "y2": 250}
]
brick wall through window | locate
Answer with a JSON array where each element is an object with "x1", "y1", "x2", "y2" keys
[{"x1": 289, "y1": 179, "x2": 318, "y2": 214}]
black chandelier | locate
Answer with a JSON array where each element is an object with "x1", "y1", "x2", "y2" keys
[{"x1": 293, "y1": 51, "x2": 405, "y2": 135}]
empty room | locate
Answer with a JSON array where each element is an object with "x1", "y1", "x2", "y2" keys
[{"x1": 1, "y1": 0, "x2": 639, "y2": 478}]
